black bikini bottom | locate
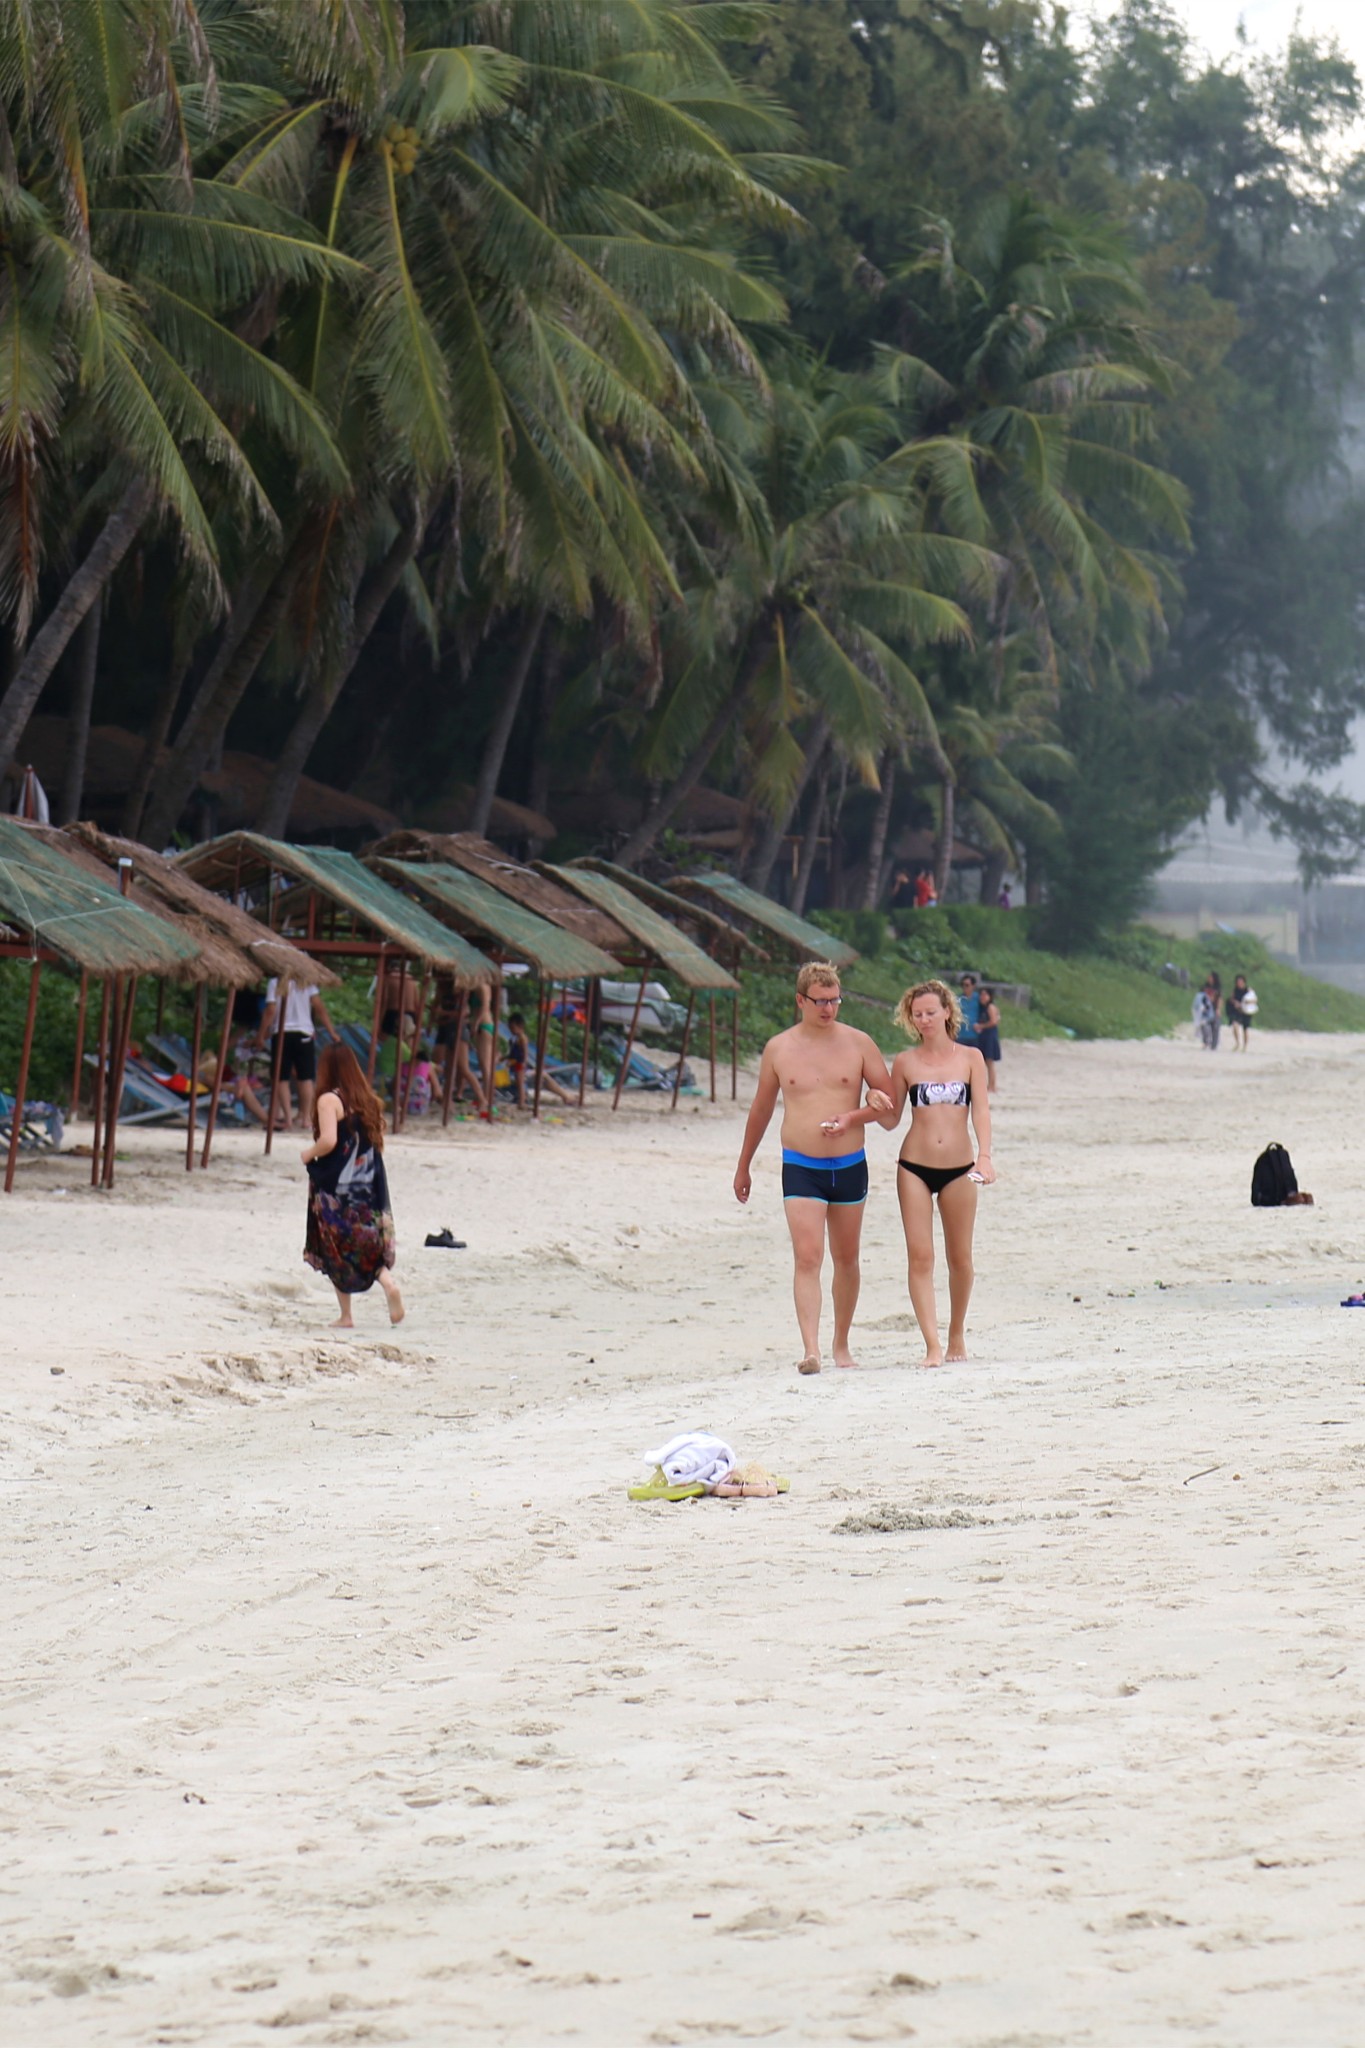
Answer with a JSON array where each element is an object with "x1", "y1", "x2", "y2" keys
[{"x1": 899, "y1": 1158, "x2": 974, "y2": 1196}]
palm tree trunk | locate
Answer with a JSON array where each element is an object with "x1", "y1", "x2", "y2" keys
[
  {"x1": 121, "y1": 646, "x2": 193, "y2": 838},
  {"x1": 524, "y1": 636, "x2": 562, "y2": 855},
  {"x1": 825, "y1": 756, "x2": 850, "y2": 907},
  {"x1": 615, "y1": 685, "x2": 746, "y2": 870},
  {"x1": 0, "y1": 480, "x2": 151, "y2": 774},
  {"x1": 140, "y1": 558, "x2": 297, "y2": 849},
  {"x1": 254, "y1": 519, "x2": 422, "y2": 840},
  {"x1": 979, "y1": 848, "x2": 1007, "y2": 906},
  {"x1": 790, "y1": 744, "x2": 832, "y2": 917},
  {"x1": 745, "y1": 714, "x2": 829, "y2": 896},
  {"x1": 934, "y1": 774, "x2": 956, "y2": 903},
  {"x1": 57, "y1": 598, "x2": 102, "y2": 825},
  {"x1": 469, "y1": 603, "x2": 549, "y2": 840},
  {"x1": 861, "y1": 751, "x2": 897, "y2": 911}
]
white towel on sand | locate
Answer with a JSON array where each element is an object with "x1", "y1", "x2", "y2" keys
[{"x1": 644, "y1": 1432, "x2": 736, "y2": 1490}]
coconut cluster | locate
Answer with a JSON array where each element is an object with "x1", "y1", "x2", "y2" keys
[{"x1": 383, "y1": 121, "x2": 421, "y2": 176}]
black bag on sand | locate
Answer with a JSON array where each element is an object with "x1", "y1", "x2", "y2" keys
[{"x1": 1251, "y1": 1143, "x2": 1298, "y2": 1207}]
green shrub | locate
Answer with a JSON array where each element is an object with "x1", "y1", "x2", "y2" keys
[{"x1": 807, "y1": 907, "x2": 888, "y2": 959}]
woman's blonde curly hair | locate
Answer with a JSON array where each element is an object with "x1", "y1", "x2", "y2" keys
[{"x1": 895, "y1": 978, "x2": 962, "y2": 1041}]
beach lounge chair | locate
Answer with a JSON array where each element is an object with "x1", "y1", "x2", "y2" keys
[
  {"x1": 0, "y1": 1091, "x2": 65, "y2": 1154},
  {"x1": 85, "y1": 1054, "x2": 216, "y2": 1126},
  {"x1": 147, "y1": 1031, "x2": 195, "y2": 1074},
  {"x1": 337, "y1": 1021, "x2": 373, "y2": 1065}
]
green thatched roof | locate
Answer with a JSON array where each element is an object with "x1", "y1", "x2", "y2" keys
[
  {"x1": 567, "y1": 858, "x2": 767, "y2": 959},
  {"x1": 177, "y1": 833, "x2": 497, "y2": 984},
  {"x1": 674, "y1": 873, "x2": 859, "y2": 968},
  {"x1": 543, "y1": 865, "x2": 738, "y2": 992},
  {"x1": 375, "y1": 860, "x2": 621, "y2": 980},
  {"x1": 0, "y1": 818, "x2": 199, "y2": 976}
]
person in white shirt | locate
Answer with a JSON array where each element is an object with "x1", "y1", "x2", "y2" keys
[{"x1": 258, "y1": 978, "x2": 336, "y2": 1129}]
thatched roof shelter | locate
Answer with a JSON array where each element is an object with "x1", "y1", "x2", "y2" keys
[
  {"x1": 0, "y1": 818, "x2": 197, "y2": 977},
  {"x1": 374, "y1": 859, "x2": 622, "y2": 981},
  {"x1": 540, "y1": 866, "x2": 738, "y2": 994},
  {"x1": 38, "y1": 824, "x2": 339, "y2": 991},
  {"x1": 368, "y1": 829, "x2": 631, "y2": 956},
  {"x1": 566, "y1": 858, "x2": 766, "y2": 964},
  {"x1": 178, "y1": 832, "x2": 496, "y2": 984},
  {"x1": 671, "y1": 872, "x2": 859, "y2": 969}
]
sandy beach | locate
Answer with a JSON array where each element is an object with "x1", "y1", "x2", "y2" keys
[{"x1": 4, "y1": 1027, "x2": 1365, "y2": 2044}]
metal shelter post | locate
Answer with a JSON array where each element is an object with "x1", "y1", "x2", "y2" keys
[
  {"x1": 441, "y1": 990, "x2": 467, "y2": 1127},
  {"x1": 185, "y1": 982, "x2": 204, "y2": 1171},
  {"x1": 89, "y1": 977, "x2": 112, "y2": 1189},
  {"x1": 102, "y1": 974, "x2": 138, "y2": 1188},
  {"x1": 3, "y1": 959, "x2": 42, "y2": 1194},
  {"x1": 70, "y1": 972, "x2": 89, "y2": 1121},
  {"x1": 612, "y1": 965, "x2": 650, "y2": 1112},
  {"x1": 578, "y1": 982, "x2": 593, "y2": 1108},
  {"x1": 397, "y1": 963, "x2": 428, "y2": 1131},
  {"x1": 367, "y1": 949, "x2": 386, "y2": 1084},
  {"x1": 532, "y1": 983, "x2": 550, "y2": 1119},
  {"x1": 708, "y1": 994, "x2": 716, "y2": 1103},
  {"x1": 263, "y1": 991, "x2": 287, "y2": 1156},
  {"x1": 670, "y1": 989, "x2": 696, "y2": 1112},
  {"x1": 202, "y1": 992, "x2": 233, "y2": 1168}
]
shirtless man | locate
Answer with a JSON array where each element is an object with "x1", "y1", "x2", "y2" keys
[{"x1": 733, "y1": 962, "x2": 893, "y2": 1374}]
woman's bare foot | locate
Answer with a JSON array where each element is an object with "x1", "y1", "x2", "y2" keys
[
  {"x1": 832, "y1": 1348, "x2": 860, "y2": 1370},
  {"x1": 378, "y1": 1271, "x2": 405, "y2": 1326},
  {"x1": 796, "y1": 1354, "x2": 821, "y2": 1375},
  {"x1": 946, "y1": 1331, "x2": 968, "y2": 1362},
  {"x1": 921, "y1": 1349, "x2": 944, "y2": 1369}
]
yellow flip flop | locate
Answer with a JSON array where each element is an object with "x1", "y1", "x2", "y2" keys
[{"x1": 628, "y1": 1466, "x2": 708, "y2": 1502}]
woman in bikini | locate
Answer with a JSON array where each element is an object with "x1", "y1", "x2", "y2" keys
[{"x1": 875, "y1": 978, "x2": 993, "y2": 1368}]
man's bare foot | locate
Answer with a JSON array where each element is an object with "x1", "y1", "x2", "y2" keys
[
  {"x1": 796, "y1": 1355, "x2": 821, "y2": 1375},
  {"x1": 329, "y1": 1316, "x2": 354, "y2": 1331}
]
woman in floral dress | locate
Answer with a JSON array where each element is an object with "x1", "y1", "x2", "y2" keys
[{"x1": 299, "y1": 1043, "x2": 403, "y2": 1329}]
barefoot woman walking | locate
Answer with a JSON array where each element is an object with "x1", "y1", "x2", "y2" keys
[
  {"x1": 877, "y1": 980, "x2": 993, "y2": 1368},
  {"x1": 300, "y1": 1044, "x2": 404, "y2": 1330}
]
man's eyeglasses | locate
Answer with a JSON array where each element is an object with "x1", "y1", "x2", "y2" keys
[{"x1": 802, "y1": 995, "x2": 842, "y2": 1008}]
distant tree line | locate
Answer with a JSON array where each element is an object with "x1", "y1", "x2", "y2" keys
[{"x1": 2, "y1": 0, "x2": 1363, "y2": 942}]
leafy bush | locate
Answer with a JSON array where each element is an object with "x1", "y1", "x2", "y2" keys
[{"x1": 807, "y1": 907, "x2": 888, "y2": 958}]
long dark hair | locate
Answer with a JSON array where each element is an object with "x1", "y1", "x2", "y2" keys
[{"x1": 315, "y1": 1041, "x2": 386, "y2": 1150}]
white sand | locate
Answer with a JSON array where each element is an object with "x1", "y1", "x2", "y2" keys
[{"x1": 4, "y1": 1029, "x2": 1365, "y2": 2043}]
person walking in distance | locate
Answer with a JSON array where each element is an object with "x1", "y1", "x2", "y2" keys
[
  {"x1": 873, "y1": 979, "x2": 994, "y2": 1369},
  {"x1": 259, "y1": 976, "x2": 336, "y2": 1131},
  {"x1": 733, "y1": 963, "x2": 893, "y2": 1375}
]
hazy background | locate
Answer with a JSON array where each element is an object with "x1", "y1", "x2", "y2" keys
[{"x1": 1084, "y1": 0, "x2": 1365, "y2": 71}]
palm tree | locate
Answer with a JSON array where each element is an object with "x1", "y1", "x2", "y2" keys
[
  {"x1": 611, "y1": 352, "x2": 996, "y2": 872},
  {"x1": 874, "y1": 193, "x2": 1189, "y2": 896},
  {"x1": 144, "y1": 0, "x2": 801, "y2": 843},
  {"x1": 0, "y1": 0, "x2": 351, "y2": 774}
]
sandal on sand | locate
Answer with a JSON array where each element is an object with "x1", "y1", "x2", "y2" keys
[
  {"x1": 713, "y1": 1474, "x2": 790, "y2": 1499},
  {"x1": 628, "y1": 1467, "x2": 708, "y2": 1502},
  {"x1": 1341, "y1": 1295, "x2": 1365, "y2": 1307}
]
